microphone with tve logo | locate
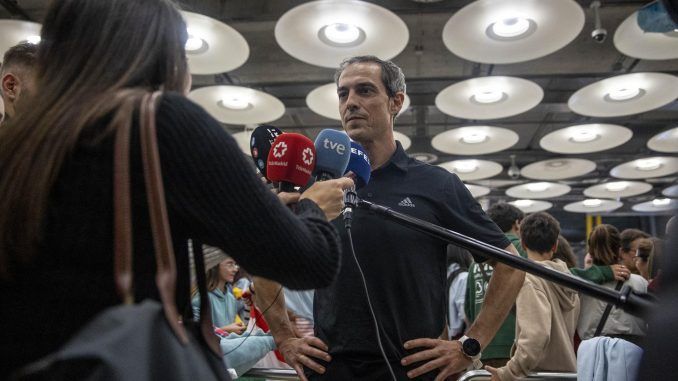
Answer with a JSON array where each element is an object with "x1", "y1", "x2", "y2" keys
[
  {"x1": 250, "y1": 124, "x2": 283, "y2": 180},
  {"x1": 266, "y1": 133, "x2": 316, "y2": 192},
  {"x1": 344, "y1": 141, "x2": 371, "y2": 190},
  {"x1": 313, "y1": 129, "x2": 351, "y2": 181}
]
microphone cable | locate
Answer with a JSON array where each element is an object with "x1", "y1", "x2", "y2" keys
[
  {"x1": 343, "y1": 190, "x2": 398, "y2": 381},
  {"x1": 221, "y1": 284, "x2": 283, "y2": 356}
]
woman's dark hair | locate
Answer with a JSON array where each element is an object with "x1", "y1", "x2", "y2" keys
[
  {"x1": 0, "y1": 0, "x2": 189, "y2": 279},
  {"x1": 206, "y1": 267, "x2": 222, "y2": 293},
  {"x1": 588, "y1": 224, "x2": 621, "y2": 266},
  {"x1": 553, "y1": 235, "x2": 577, "y2": 268}
]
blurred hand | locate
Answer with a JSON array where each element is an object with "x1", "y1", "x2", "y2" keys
[
  {"x1": 485, "y1": 365, "x2": 501, "y2": 381},
  {"x1": 278, "y1": 192, "x2": 301, "y2": 206},
  {"x1": 401, "y1": 338, "x2": 471, "y2": 380},
  {"x1": 278, "y1": 336, "x2": 331, "y2": 381},
  {"x1": 611, "y1": 264, "x2": 630, "y2": 281},
  {"x1": 300, "y1": 177, "x2": 354, "y2": 221},
  {"x1": 221, "y1": 322, "x2": 246, "y2": 335}
]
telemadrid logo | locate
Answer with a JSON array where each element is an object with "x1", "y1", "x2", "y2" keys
[
  {"x1": 272, "y1": 141, "x2": 288, "y2": 158},
  {"x1": 302, "y1": 148, "x2": 314, "y2": 165}
]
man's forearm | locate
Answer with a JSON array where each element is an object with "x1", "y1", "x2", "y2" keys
[
  {"x1": 466, "y1": 245, "x2": 525, "y2": 348},
  {"x1": 251, "y1": 276, "x2": 296, "y2": 346}
]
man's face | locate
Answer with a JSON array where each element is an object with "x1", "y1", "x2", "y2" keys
[
  {"x1": 621, "y1": 238, "x2": 642, "y2": 273},
  {"x1": 337, "y1": 62, "x2": 402, "y2": 144}
]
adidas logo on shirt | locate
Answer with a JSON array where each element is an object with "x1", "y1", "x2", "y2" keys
[{"x1": 398, "y1": 197, "x2": 415, "y2": 207}]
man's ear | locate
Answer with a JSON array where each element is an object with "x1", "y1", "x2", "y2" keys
[
  {"x1": 551, "y1": 240, "x2": 559, "y2": 254},
  {"x1": 390, "y1": 91, "x2": 405, "y2": 116},
  {"x1": 2, "y1": 73, "x2": 19, "y2": 101}
]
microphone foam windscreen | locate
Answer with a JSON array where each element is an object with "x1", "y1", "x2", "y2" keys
[
  {"x1": 313, "y1": 129, "x2": 351, "y2": 179},
  {"x1": 250, "y1": 125, "x2": 283, "y2": 176},
  {"x1": 345, "y1": 141, "x2": 371, "y2": 189},
  {"x1": 266, "y1": 133, "x2": 316, "y2": 187}
]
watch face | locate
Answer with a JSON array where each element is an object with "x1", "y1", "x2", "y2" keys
[{"x1": 463, "y1": 338, "x2": 481, "y2": 357}]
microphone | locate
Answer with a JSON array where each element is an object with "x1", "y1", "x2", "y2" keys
[
  {"x1": 344, "y1": 141, "x2": 371, "y2": 190},
  {"x1": 266, "y1": 133, "x2": 316, "y2": 192},
  {"x1": 313, "y1": 129, "x2": 351, "y2": 181},
  {"x1": 249, "y1": 124, "x2": 283, "y2": 179},
  {"x1": 342, "y1": 142, "x2": 371, "y2": 228}
]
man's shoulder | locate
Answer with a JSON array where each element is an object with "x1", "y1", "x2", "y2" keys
[{"x1": 407, "y1": 160, "x2": 463, "y2": 185}]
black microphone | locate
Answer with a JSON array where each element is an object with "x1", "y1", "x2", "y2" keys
[
  {"x1": 250, "y1": 124, "x2": 283, "y2": 180},
  {"x1": 343, "y1": 187, "x2": 358, "y2": 229}
]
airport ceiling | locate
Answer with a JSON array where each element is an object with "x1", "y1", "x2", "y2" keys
[{"x1": 2, "y1": 0, "x2": 677, "y2": 217}]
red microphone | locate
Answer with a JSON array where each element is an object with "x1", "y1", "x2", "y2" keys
[{"x1": 266, "y1": 133, "x2": 316, "y2": 192}]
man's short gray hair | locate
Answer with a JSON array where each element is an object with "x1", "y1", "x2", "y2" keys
[{"x1": 334, "y1": 55, "x2": 406, "y2": 97}]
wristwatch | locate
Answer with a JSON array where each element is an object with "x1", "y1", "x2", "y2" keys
[{"x1": 458, "y1": 335, "x2": 483, "y2": 370}]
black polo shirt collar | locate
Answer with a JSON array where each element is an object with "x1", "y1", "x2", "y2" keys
[{"x1": 379, "y1": 140, "x2": 409, "y2": 173}]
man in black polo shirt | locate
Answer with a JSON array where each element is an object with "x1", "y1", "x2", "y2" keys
[{"x1": 271, "y1": 56, "x2": 525, "y2": 381}]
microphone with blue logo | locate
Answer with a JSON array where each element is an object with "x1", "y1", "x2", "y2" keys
[
  {"x1": 313, "y1": 129, "x2": 351, "y2": 182},
  {"x1": 342, "y1": 141, "x2": 371, "y2": 229},
  {"x1": 344, "y1": 141, "x2": 371, "y2": 190}
]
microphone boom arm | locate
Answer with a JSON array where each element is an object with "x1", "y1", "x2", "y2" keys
[{"x1": 357, "y1": 199, "x2": 655, "y2": 317}]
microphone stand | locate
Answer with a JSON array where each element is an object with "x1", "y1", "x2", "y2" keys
[{"x1": 355, "y1": 198, "x2": 655, "y2": 318}]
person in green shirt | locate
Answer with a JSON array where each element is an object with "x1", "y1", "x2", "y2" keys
[{"x1": 465, "y1": 203, "x2": 629, "y2": 367}]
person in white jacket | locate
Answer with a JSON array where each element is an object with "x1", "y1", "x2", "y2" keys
[{"x1": 487, "y1": 212, "x2": 580, "y2": 381}]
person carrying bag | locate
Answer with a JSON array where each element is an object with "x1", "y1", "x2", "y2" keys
[{"x1": 15, "y1": 91, "x2": 230, "y2": 380}]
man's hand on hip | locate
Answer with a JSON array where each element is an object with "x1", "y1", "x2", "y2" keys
[{"x1": 401, "y1": 338, "x2": 471, "y2": 380}]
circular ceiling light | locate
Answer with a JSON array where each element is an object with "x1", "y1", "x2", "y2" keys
[
  {"x1": 460, "y1": 132, "x2": 488, "y2": 144},
  {"x1": 509, "y1": 199, "x2": 553, "y2": 213},
  {"x1": 185, "y1": 27, "x2": 208, "y2": 53},
  {"x1": 393, "y1": 131, "x2": 411, "y2": 150},
  {"x1": 506, "y1": 181, "x2": 570, "y2": 199},
  {"x1": 435, "y1": 76, "x2": 543, "y2": 120},
  {"x1": 632, "y1": 198, "x2": 678, "y2": 213},
  {"x1": 583, "y1": 181, "x2": 652, "y2": 199},
  {"x1": 663, "y1": 184, "x2": 678, "y2": 198},
  {"x1": 306, "y1": 83, "x2": 410, "y2": 120},
  {"x1": 564, "y1": 199, "x2": 623, "y2": 213},
  {"x1": 636, "y1": 158, "x2": 662, "y2": 172},
  {"x1": 520, "y1": 158, "x2": 596, "y2": 180},
  {"x1": 181, "y1": 11, "x2": 249, "y2": 75},
  {"x1": 275, "y1": 0, "x2": 409, "y2": 68},
  {"x1": 0, "y1": 20, "x2": 42, "y2": 58},
  {"x1": 409, "y1": 152, "x2": 438, "y2": 163},
  {"x1": 539, "y1": 124, "x2": 632, "y2": 154},
  {"x1": 318, "y1": 23, "x2": 365, "y2": 46},
  {"x1": 464, "y1": 184, "x2": 491, "y2": 198},
  {"x1": 188, "y1": 86, "x2": 285, "y2": 125},
  {"x1": 432, "y1": 126, "x2": 518, "y2": 155},
  {"x1": 25, "y1": 35, "x2": 41, "y2": 44},
  {"x1": 647, "y1": 126, "x2": 678, "y2": 153},
  {"x1": 610, "y1": 156, "x2": 678, "y2": 179},
  {"x1": 442, "y1": 0, "x2": 584, "y2": 64},
  {"x1": 606, "y1": 87, "x2": 643, "y2": 102},
  {"x1": 488, "y1": 16, "x2": 534, "y2": 40},
  {"x1": 568, "y1": 73, "x2": 678, "y2": 117},
  {"x1": 438, "y1": 159, "x2": 502, "y2": 181},
  {"x1": 614, "y1": 11, "x2": 678, "y2": 60}
]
